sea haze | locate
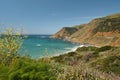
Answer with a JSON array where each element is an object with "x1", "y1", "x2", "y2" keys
[{"x1": 21, "y1": 35, "x2": 79, "y2": 58}]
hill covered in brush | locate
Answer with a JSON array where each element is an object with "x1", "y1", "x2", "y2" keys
[{"x1": 51, "y1": 13, "x2": 120, "y2": 46}]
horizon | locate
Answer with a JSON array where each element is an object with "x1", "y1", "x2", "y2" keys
[{"x1": 0, "y1": 0, "x2": 120, "y2": 34}]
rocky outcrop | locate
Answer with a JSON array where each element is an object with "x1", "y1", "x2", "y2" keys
[{"x1": 52, "y1": 13, "x2": 120, "y2": 46}]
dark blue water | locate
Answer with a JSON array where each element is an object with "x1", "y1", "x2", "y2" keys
[{"x1": 21, "y1": 35, "x2": 79, "y2": 58}]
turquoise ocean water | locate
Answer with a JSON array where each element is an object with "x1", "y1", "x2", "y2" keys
[{"x1": 21, "y1": 35, "x2": 80, "y2": 58}]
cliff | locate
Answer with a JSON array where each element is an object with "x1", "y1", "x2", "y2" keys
[
  {"x1": 51, "y1": 13, "x2": 120, "y2": 46},
  {"x1": 51, "y1": 27, "x2": 78, "y2": 39}
]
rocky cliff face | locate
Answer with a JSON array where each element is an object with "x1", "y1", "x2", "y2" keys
[{"x1": 52, "y1": 13, "x2": 120, "y2": 46}]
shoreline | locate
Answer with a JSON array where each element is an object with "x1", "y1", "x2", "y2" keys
[
  {"x1": 40, "y1": 43, "x2": 93, "y2": 59},
  {"x1": 37, "y1": 38, "x2": 95, "y2": 59},
  {"x1": 38, "y1": 44, "x2": 85, "y2": 59}
]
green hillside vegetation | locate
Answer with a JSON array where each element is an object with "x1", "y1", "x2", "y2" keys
[
  {"x1": 63, "y1": 27, "x2": 78, "y2": 35},
  {"x1": 52, "y1": 46, "x2": 120, "y2": 77},
  {"x1": 51, "y1": 27, "x2": 79, "y2": 39},
  {"x1": 93, "y1": 16, "x2": 120, "y2": 33},
  {"x1": 105, "y1": 13, "x2": 120, "y2": 18},
  {"x1": 72, "y1": 24, "x2": 86, "y2": 29}
]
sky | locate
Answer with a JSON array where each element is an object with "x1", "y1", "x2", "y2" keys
[{"x1": 0, "y1": 0, "x2": 120, "y2": 34}]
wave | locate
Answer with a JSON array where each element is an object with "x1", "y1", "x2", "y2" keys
[
  {"x1": 65, "y1": 44, "x2": 85, "y2": 53},
  {"x1": 40, "y1": 36, "x2": 47, "y2": 38},
  {"x1": 36, "y1": 44, "x2": 41, "y2": 46},
  {"x1": 49, "y1": 44, "x2": 85, "y2": 57}
]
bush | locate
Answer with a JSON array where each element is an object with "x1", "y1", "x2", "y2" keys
[
  {"x1": 95, "y1": 46, "x2": 112, "y2": 52},
  {"x1": 76, "y1": 46, "x2": 97, "y2": 52},
  {"x1": 91, "y1": 56, "x2": 120, "y2": 75},
  {"x1": 102, "y1": 56, "x2": 120, "y2": 75},
  {"x1": 0, "y1": 27, "x2": 25, "y2": 65},
  {"x1": 92, "y1": 52, "x2": 99, "y2": 57},
  {"x1": 66, "y1": 52, "x2": 77, "y2": 56},
  {"x1": 9, "y1": 71, "x2": 21, "y2": 80},
  {"x1": 8, "y1": 57, "x2": 56, "y2": 80}
]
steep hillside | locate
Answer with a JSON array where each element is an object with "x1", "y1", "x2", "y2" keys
[
  {"x1": 51, "y1": 24, "x2": 86, "y2": 39},
  {"x1": 52, "y1": 13, "x2": 120, "y2": 46},
  {"x1": 51, "y1": 27, "x2": 78, "y2": 39}
]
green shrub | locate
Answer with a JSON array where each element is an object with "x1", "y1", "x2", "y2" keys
[
  {"x1": 91, "y1": 55, "x2": 120, "y2": 75},
  {"x1": 0, "y1": 27, "x2": 26, "y2": 65},
  {"x1": 95, "y1": 45, "x2": 112, "y2": 52},
  {"x1": 76, "y1": 46, "x2": 97, "y2": 52},
  {"x1": 9, "y1": 71, "x2": 21, "y2": 80},
  {"x1": 92, "y1": 52, "x2": 99, "y2": 57},
  {"x1": 66, "y1": 51, "x2": 77, "y2": 56},
  {"x1": 102, "y1": 56, "x2": 120, "y2": 75},
  {"x1": 7, "y1": 57, "x2": 56, "y2": 80},
  {"x1": 51, "y1": 55, "x2": 64, "y2": 63}
]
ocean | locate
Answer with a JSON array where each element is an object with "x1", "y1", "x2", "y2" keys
[{"x1": 21, "y1": 35, "x2": 81, "y2": 58}]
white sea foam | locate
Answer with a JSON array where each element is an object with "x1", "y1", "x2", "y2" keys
[
  {"x1": 38, "y1": 44, "x2": 86, "y2": 58},
  {"x1": 50, "y1": 44, "x2": 85, "y2": 57},
  {"x1": 65, "y1": 44, "x2": 85, "y2": 53},
  {"x1": 36, "y1": 44, "x2": 41, "y2": 46},
  {"x1": 40, "y1": 36, "x2": 47, "y2": 38}
]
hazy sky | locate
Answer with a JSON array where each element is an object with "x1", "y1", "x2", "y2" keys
[{"x1": 0, "y1": 0, "x2": 120, "y2": 34}]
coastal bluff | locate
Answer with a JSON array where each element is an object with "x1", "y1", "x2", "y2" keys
[{"x1": 51, "y1": 13, "x2": 120, "y2": 46}]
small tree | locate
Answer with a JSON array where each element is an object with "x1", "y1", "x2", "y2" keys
[{"x1": 0, "y1": 27, "x2": 25, "y2": 65}]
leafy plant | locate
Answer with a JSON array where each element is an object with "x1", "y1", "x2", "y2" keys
[
  {"x1": 76, "y1": 46, "x2": 97, "y2": 52},
  {"x1": 0, "y1": 27, "x2": 26, "y2": 65},
  {"x1": 95, "y1": 45, "x2": 112, "y2": 52}
]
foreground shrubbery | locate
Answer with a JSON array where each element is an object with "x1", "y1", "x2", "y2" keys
[
  {"x1": 0, "y1": 57, "x2": 56, "y2": 80},
  {"x1": 52, "y1": 46, "x2": 120, "y2": 77},
  {"x1": 76, "y1": 46, "x2": 97, "y2": 52},
  {"x1": 0, "y1": 28, "x2": 25, "y2": 66},
  {"x1": 91, "y1": 55, "x2": 120, "y2": 76},
  {"x1": 0, "y1": 28, "x2": 120, "y2": 80},
  {"x1": 0, "y1": 56, "x2": 110, "y2": 80}
]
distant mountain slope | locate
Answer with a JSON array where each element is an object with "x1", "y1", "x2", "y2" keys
[
  {"x1": 52, "y1": 13, "x2": 120, "y2": 46},
  {"x1": 51, "y1": 27, "x2": 78, "y2": 39}
]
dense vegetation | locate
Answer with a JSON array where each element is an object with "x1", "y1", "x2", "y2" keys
[
  {"x1": 72, "y1": 24, "x2": 86, "y2": 29},
  {"x1": 52, "y1": 46, "x2": 120, "y2": 77},
  {"x1": 0, "y1": 57, "x2": 56, "y2": 80},
  {"x1": 63, "y1": 27, "x2": 78, "y2": 35},
  {"x1": 0, "y1": 28, "x2": 120, "y2": 80},
  {"x1": 93, "y1": 14, "x2": 120, "y2": 33}
]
